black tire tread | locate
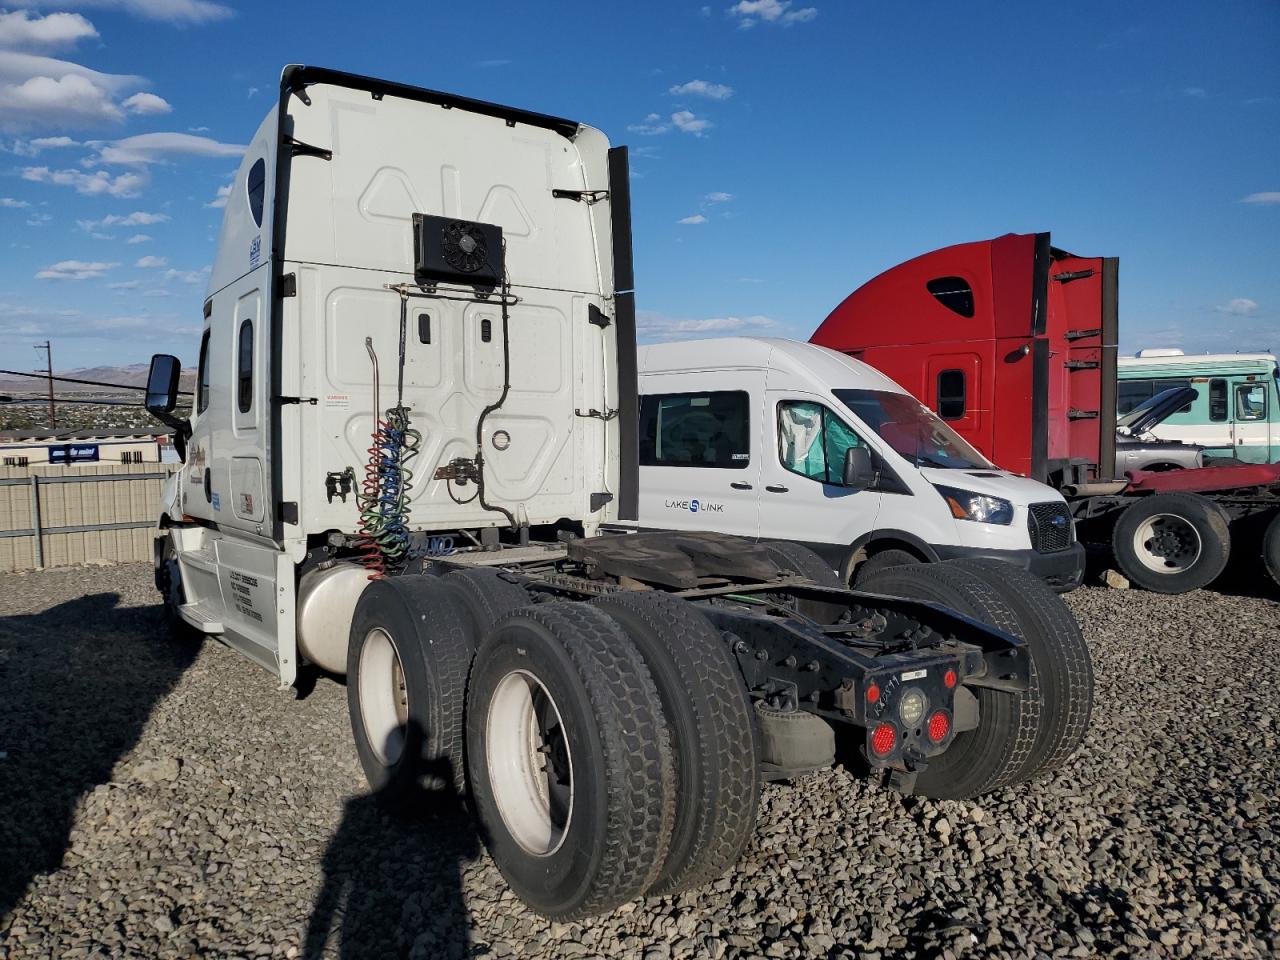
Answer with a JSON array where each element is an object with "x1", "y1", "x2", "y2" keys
[
  {"x1": 857, "y1": 562, "x2": 1038, "y2": 797},
  {"x1": 761, "y1": 541, "x2": 843, "y2": 587},
  {"x1": 593, "y1": 591, "x2": 759, "y2": 896},
  {"x1": 946, "y1": 559, "x2": 1094, "y2": 781},
  {"x1": 475, "y1": 603, "x2": 675, "y2": 919},
  {"x1": 440, "y1": 567, "x2": 530, "y2": 636},
  {"x1": 853, "y1": 548, "x2": 920, "y2": 586}
]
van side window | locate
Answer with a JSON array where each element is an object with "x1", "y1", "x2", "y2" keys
[
  {"x1": 638, "y1": 391, "x2": 750, "y2": 469},
  {"x1": 1236, "y1": 383, "x2": 1266, "y2": 422},
  {"x1": 196, "y1": 329, "x2": 212, "y2": 414},
  {"x1": 925, "y1": 277, "x2": 974, "y2": 318},
  {"x1": 777, "y1": 401, "x2": 863, "y2": 485},
  {"x1": 936, "y1": 369, "x2": 966, "y2": 420},
  {"x1": 237, "y1": 319, "x2": 253, "y2": 413},
  {"x1": 1209, "y1": 379, "x2": 1228, "y2": 422}
]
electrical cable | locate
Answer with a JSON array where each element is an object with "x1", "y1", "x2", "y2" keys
[{"x1": 472, "y1": 255, "x2": 518, "y2": 530}]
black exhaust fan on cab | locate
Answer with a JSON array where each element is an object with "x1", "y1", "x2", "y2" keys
[{"x1": 413, "y1": 214, "x2": 504, "y2": 288}]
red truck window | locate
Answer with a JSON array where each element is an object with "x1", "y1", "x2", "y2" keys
[{"x1": 926, "y1": 277, "x2": 975, "y2": 318}]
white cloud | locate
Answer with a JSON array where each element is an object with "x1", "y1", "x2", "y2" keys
[
  {"x1": 122, "y1": 91, "x2": 171, "y2": 114},
  {"x1": 162, "y1": 267, "x2": 203, "y2": 284},
  {"x1": 247, "y1": 85, "x2": 258, "y2": 98},
  {"x1": 26, "y1": 211, "x2": 51, "y2": 225},
  {"x1": 705, "y1": 191, "x2": 734, "y2": 202},
  {"x1": 0, "y1": 10, "x2": 98, "y2": 49},
  {"x1": 96, "y1": 210, "x2": 168, "y2": 227},
  {"x1": 125, "y1": 233, "x2": 150, "y2": 243},
  {"x1": 1240, "y1": 191, "x2": 1280, "y2": 205},
  {"x1": 142, "y1": 287, "x2": 170, "y2": 297},
  {"x1": 669, "y1": 79, "x2": 733, "y2": 100},
  {"x1": 1183, "y1": 86, "x2": 1207, "y2": 99},
  {"x1": 88, "y1": 131, "x2": 246, "y2": 165},
  {"x1": 0, "y1": 197, "x2": 31, "y2": 207},
  {"x1": 22, "y1": 164, "x2": 145, "y2": 196},
  {"x1": 12, "y1": 1, "x2": 234, "y2": 26},
  {"x1": 35, "y1": 258, "x2": 118, "y2": 280},
  {"x1": 729, "y1": 0, "x2": 817, "y2": 28},
  {"x1": 637, "y1": 310, "x2": 778, "y2": 341},
  {"x1": 628, "y1": 112, "x2": 670, "y2": 136},
  {"x1": 1215, "y1": 298, "x2": 1258, "y2": 316},
  {"x1": 0, "y1": 71, "x2": 122, "y2": 129},
  {"x1": 106, "y1": 279, "x2": 139, "y2": 289},
  {"x1": 187, "y1": 125, "x2": 208, "y2": 132},
  {"x1": 678, "y1": 214, "x2": 708, "y2": 225},
  {"x1": 672, "y1": 110, "x2": 711, "y2": 136},
  {"x1": 136, "y1": 254, "x2": 167, "y2": 268},
  {"x1": 205, "y1": 182, "x2": 231, "y2": 208}
]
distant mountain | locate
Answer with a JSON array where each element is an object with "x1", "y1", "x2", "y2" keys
[{"x1": 0, "y1": 364, "x2": 197, "y2": 394}]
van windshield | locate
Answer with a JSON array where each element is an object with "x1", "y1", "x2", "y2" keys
[{"x1": 832, "y1": 388, "x2": 993, "y2": 470}]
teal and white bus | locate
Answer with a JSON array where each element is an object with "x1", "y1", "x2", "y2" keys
[{"x1": 1117, "y1": 350, "x2": 1280, "y2": 463}]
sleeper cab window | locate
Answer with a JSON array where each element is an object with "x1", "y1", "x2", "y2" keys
[
  {"x1": 247, "y1": 158, "x2": 266, "y2": 229},
  {"x1": 777, "y1": 400, "x2": 862, "y2": 485},
  {"x1": 926, "y1": 276, "x2": 975, "y2": 318},
  {"x1": 196, "y1": 328, "x2": 212, "y2": 414},
  {"x1": 936, "y1": 369, "x2": 966, "y2": 420},
  {"x1": 638, "y1": 391, "x2": 750, "y2": 469},
  {"x1": 237, "y1": 319, "x2": 253, "y2": 414}
]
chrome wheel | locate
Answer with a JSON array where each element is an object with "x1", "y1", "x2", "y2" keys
[{"x1": 486, "y1": 669, "x2": 574, "y2": 857}]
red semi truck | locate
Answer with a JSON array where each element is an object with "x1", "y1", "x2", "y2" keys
[{"x1": 811, "y1": 232, "x2": 1280, "y2": 593}]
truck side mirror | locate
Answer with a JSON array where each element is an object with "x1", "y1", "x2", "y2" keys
[
  {"x1": 145, "y1": 353, "x2": 190, "y2": 461},
  {"x1": 146, "y1": 354, "x2": 181, "y2": 414},
  {"x1": 842, "y1": 446, "x2": 876, "y2": 491}
]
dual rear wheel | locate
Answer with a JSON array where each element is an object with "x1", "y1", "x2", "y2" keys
[{"x1": 347, "y1": 578, "x2": 760, "y2": 919}]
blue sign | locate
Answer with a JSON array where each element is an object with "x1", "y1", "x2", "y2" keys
[{"x1": 48, "y1": 444, "x2": 100, "y2": 464}]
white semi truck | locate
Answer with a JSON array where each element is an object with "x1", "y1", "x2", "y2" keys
[{"x1": 145, "y1": 65, "x2": 1093, "y2": 920}]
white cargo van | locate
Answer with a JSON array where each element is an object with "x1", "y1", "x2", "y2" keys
[{"x1": 636, "y1": 338, "x2": 1085, "y2": 590}]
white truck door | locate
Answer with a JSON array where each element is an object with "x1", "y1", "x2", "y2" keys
[
  {"x1": 637, "y1": 373, "x2": 762, "y2": 538},
  {"x1": 759, "y1": 392, "x2": 882, "y2": 551}
]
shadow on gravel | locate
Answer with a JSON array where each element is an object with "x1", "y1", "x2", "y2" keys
[
  {"x1": 0, "y1": 592, "x2": 199, "y2": 921},
  {"x1": 303, "y1": 742, "x2": 478, "y2": 960}
]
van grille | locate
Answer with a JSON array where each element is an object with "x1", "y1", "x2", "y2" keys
[{"x1": 1028, "y1": 502, "x2": 1073, "y2": 554}]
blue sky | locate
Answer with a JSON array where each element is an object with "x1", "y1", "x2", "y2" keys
[{"x1": 1, "y1": 0, "x2": 1277, "y2": 370}]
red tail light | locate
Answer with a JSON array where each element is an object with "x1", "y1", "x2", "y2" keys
[
  {"x1": 870, "y1": 722, "x2": 896, "y2": 757},
  {"x1": 944, "y1": 669, "x2": 957, "y2": 689},
  {"x1": 927, "y1": 711, "x2": 951, "y2": 743},
  {"x1": 866, "y1": 682, "x2": 881, "y2": 705}
]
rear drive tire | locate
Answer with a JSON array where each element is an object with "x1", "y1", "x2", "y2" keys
[
  {"x1": 347, "y1": 577, "x2": 475, "y2": 804},
  {"x1": 1263, "y1": 512, "x2": 1280, "y2": 589},
  {"x1": 856, "y1": 562, "x2": 1036, "y2": 799},
  {"x1": 853, "y1": 548, "x2": 920, "y2": 586},
  {"x1": 593, "y1": 591, "x2": 760, "y2": 896},
  {"x1": 944, "y1": 558, "x2": 1093, "y2": 782},
  {"x1": 1112, "y1": 493, "x2": 1230, "y2": 593},
  {"x1": 441, "y1": 567, "x2": 530, "y2": 636},
  {"x1": 761, "y1": 541, "x2": 844, "y2": 622},
  {"x1": 466, "y1": 603, "x2": 675, "y2": 919}
]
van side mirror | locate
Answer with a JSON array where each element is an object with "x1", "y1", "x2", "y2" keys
[
  {"x1": 842, "y1": 446, "x2": 876, "y2": 491},
  {"x1": 146, "y1": 354, "x2": 181, "y2": 414}
]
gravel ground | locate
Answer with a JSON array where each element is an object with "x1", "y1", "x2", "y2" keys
[{"x1": 1, "y1": 563, "x2": 1278, "y2": 960}]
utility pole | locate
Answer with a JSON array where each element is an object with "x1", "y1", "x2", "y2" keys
[{"x1": 34, "y1": 341, "x2": 55, "y2": 428}]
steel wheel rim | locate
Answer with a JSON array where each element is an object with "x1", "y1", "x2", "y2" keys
[
  {"x1": 486, "y1": 669, "x2": 574, "y2": 857},
  {"x1": 358, "y1": 627, "x2": 408, "y2": 766},
  {"x1": 1133, "y1": 513, "x2": 1202, "y2": 574}
]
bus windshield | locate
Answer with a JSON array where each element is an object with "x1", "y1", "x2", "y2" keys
[{"x1": 833, "y1": 388, "x2": 994, "y2": 470}]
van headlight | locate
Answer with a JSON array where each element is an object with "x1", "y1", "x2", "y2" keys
[{"x1": 935, "y1": 485, "x2": 1014, "y2": 525}]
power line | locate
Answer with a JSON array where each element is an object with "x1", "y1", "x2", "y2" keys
[{"x1": 0, "y1": 368, "x2": 194, "y2": 396}]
